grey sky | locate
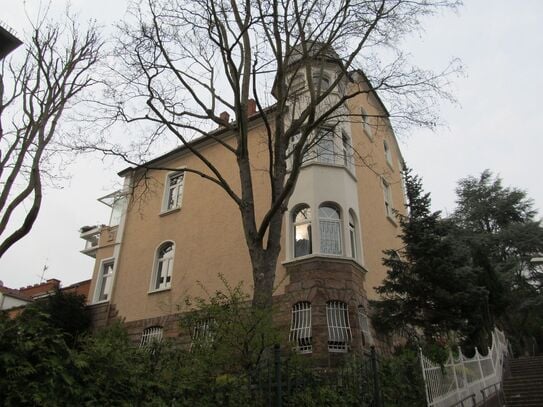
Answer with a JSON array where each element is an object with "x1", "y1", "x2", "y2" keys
[{"x1": 0, "y1": 0, "x2": 541, "y2": 289}]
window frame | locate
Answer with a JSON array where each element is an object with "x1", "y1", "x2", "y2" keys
[
  {"x1": 326, "y1": 301, "x2": 352, "y2": 353},
  {"x1": 357, "y1": 305, "x2": 374, "y2": 348},
  {"x1": 150, "y1": 241, "x2": 175, "y2": 292},
  {"x1": 319, "y1": 204, "x2": 342, "y2": 255},
  {"x1": 292, "y1": 205, "x2": 312, "y2": 258},
  {"x1": 361, "y1": 107, "x2": 372, "y2": 139},
  {"x1": 161, "y1": 170, "x2": 185, "y2": 214},
  {"x1": 289, "y1": 301, "x2": 312, "y2": 354},
  {"x1": 384, "y1": 139, "x2": 393, "y2": 168},
  {"x1": 382, "y1": 179, "x2": 394, "y2": 219},
  {"x1": 348, "y1": 210, "x2": 358, "y2": 260},
  {"x1": 94, "y1": 257, "x2": 114, "y2": 303},
  {"x1": 315, "y1": 127, "x2": 336, "y2": 165}
]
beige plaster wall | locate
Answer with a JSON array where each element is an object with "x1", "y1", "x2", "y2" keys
[{"x1": 93, "y1": 77, "x2": 406, "y2": 322}]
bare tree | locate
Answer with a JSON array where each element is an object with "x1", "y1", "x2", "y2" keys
[
  {"x1": 97, "y1": 0, "x2": 460, "y2": 306},
  {"x1": 0, "y1": 17, "x2": 101, "y2": 258}
]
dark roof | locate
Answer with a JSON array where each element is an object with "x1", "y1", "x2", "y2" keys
[{"x1": 0, "y1": 23, "x2": 22, "y2": 60}]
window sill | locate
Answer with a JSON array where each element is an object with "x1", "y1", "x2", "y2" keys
[
  {"x1": 92, "y1": 299, "x2": 110, "y2": 305},
  {"x1": 159, "y1": 207, "x2": 181, "y2": 217},
  {"x1": 283, "y1": 253, "x2": 365, "y2": 270},
  {"x1": 148, "y1": 287, "x2": 172, "y2": 295},
  {"x1": 386, "y1": 214, "x2": 397, "y2": 227}
]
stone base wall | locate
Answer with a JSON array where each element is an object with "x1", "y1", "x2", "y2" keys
[{"x1": 278, "y1": 256, "x2": 374, "y2": 366}]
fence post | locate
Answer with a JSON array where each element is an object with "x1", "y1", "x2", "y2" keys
[
  {"x1": 274, "y1": 344, "x2": 282, "y2": 407},
  {"x1": 371, "y1": 346, "x2": 383, "y2": 407}
]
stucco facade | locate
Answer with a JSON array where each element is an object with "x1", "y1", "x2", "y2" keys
[{"x1": 81, "y1": 61, "x2": 406, "y2": 357}]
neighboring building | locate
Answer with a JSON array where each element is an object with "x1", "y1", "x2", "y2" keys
[
  {"x1": 81, "y1": 46, "x2": 406, "y2": 361},
  {"x1": 0, "y1": 22, "x2": 22, "y2": 60},
  {"x1": 0, "y1": 278, "x2": 91, "y2": 318}
]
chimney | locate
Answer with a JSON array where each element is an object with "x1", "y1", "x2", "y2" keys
[
  {"x1": 219, "y1": 111, "x2": 230, "y2": 126},
  {"x1": 247, "y1": 99, "x2": 257, "y2": 116}
]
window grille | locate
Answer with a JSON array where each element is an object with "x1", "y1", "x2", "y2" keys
[
  {"x1": 358, "y1": 306, "x2": 374, "y2": 347},
  {"x1": 140, "y1": 326, "x2": 163, "y2": 347},
  {"x1": 326, "y1": 301, "x2": 352, "y2": 352},
  {"x1": 319, "y1": 205, "x2": 342, "y2": 255},
  {"x1": 191, "y1": 318, "x2": 215, "y2": 349},
  {"x1": 289, "y1": 302, "x2": 312, "y2": 353}
]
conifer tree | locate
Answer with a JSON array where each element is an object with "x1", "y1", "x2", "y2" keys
[{"x1": 373, "y1": 170, "x2": 486, "y2": 343}]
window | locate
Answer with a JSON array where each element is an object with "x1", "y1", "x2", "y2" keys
[
  {"x1": 289, "y1": 73, "x2": 305, "y2": 94},
  {"x1": 342, "y1": 131, "x2": 352, "y2": 168},
  {"x1": 140, "y1": 326, "x2": 163, "y2": 347},
  {"x1": 163, "y1": 171, "x2": 184, "y2": 212},
  {"x1": 151, "y1": 242, "x2": 174, "y2": 291},
  {"x1": 293, "y1": 205, "x2": 312, "y2": 257},
  {"x1": 312, "y1": 72, "x2": 331, "y2": 93},
  {"x1": 326, "y1": 301, "x2": 352, "y2": 352},
  {"x1": 289, "y1": 302, "x2": 312, "y2": 353},
  {"x1": 348, "y1": 211, "x2": 358, "y2": 260},
  {"x1": 316, "y1": 128, "x2": 335, "y2": 164},
  {"x1": 319, "y1": 204, "x2": 342, "y2": 255},
  {"x1": 384, "y1": 140, "x2": 393, "y2": 168},
  {"x1": 95, "y1": 259, "x2": 114, "y2": 302},
  {"x1": 361, "y1": 107, "x2": 372, "y2": 138},
  {"x1": 358, "y1": 306, "x2": 374, "y2": 347},
  {"x1": 191, "y1": 318, "x2": 215, "y2": 349},
  {"x1": 382, "y1": 179, "x2": 393, "y2": 218}
]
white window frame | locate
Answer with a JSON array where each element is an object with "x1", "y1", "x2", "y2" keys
[
  {"x1": 348, "y1": 211, "x2": 358, "y2": 260},
  {"x1": 162, "y1": 171, "x2": 185, "y2": 213},
  {"x1": 292, "y1": 205, "x2": 312, "y2": 258},
  {"x1": 341, "y1": 130, "x2": 353, "y2": 170},
  {"x1": 358, "y1": 306, "x2": 374, "y2": 348},
  {"x1": 384, "y1": 139, "x2": 393, "y2": 168},
  {"x1": 382, "y1": 179, "x2": 393, "y2": 219},
  {"x1": 319, "y1": 204, "x2": 342, "y2": 255},
  {"x1": 326, "y1": 301, "x2": 352, "y2": 352},
  {"x1": 289, "y1": 301, "x2": 312, "y2": 353},
  {"x1": 316, "y1": 127, "x2": 336, "y2": 165},
  {"x1": 150, "y1": 241, "x2": 175, "y2": 292},
  {"x1": 311, "y1": 71, "x2": 331, "y2": 94},
  {"x1": 94, "y1": 257, "x2": 114, "y2": 303},
  {"x1": 140, "y1": 326, "x2": 163, "y2": 347},
  {"x1": 361, "y1": 107, "x2": 372, "y2": 139}
]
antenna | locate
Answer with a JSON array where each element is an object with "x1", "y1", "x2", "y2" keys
[{"x1": 38, "y1": 262, "x2": 49, "y2": 283}]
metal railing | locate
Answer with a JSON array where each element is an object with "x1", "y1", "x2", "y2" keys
[{"x1": 420, "y1": 329, "x2": 508, "y2": 407}]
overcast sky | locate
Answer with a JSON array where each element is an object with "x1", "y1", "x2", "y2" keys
[{"x1": 1, "y1": 1, "x2": 541, "y2": 289}]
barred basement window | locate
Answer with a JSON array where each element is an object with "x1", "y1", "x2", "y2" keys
[
  {"x1": 289, "y1": 301, "x2": 312, "y2": 353},
  {"x1": 191, "y1": 318, "x2": 215, "y2": 350},
  {"x1": 358, "y1": 306, "x2": 374, "y2": 347},
  {"x1": 140, "y1": 326, "x2": 163, "y2": 347},
  {"x1": 326, "y1": 301, "x2": 352, "y2": 352}
]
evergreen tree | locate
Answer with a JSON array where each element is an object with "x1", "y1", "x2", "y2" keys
[
  {"x1": 453, "y1": 170, "x2": 543, "y2": 353},
  {"x1": 372, "y1": 170, "x2": 486, "y2": 343}
]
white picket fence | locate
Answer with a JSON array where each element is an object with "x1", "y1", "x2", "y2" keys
[{"x1": 420, "y1": 329, "x2": 508, "y2": 407}]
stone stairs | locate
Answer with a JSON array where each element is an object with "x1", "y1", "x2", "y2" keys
[{"x1": 504, "y1": 356, "x2": 543, "y2": 406}]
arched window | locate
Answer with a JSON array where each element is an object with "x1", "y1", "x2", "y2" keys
[
  {"x1": 152, "y1": 242, "x2": 174, "y2": 291},
  {"x1": 326, "y1": 301, "x2": 352, "y2": 352},
  {"x1": 293, "y1": 205, "x2": 312, "y2": 257},
  {"x1": 289, "y1": 301, "x2": 312, "y2": 353},
  {"x1": 319, "y1": 204, "x2": 342, "y2": 255},
  {"x1": 348, "y1": 211, "x2": 358, "y2": 260},
  {"x1": 140, "y1": 326, "x2": 163, "y2": 347},
  {"x1": 357, "y1": 306, "x2": 374, "y2": 348}
]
